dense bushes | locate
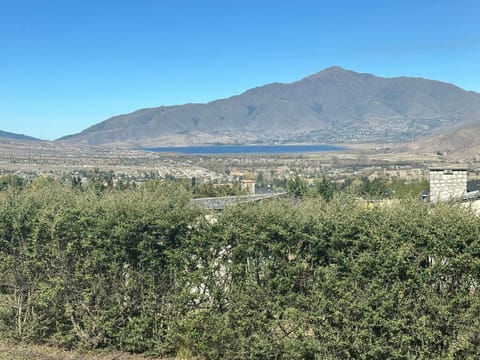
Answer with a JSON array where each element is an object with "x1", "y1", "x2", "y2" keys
[
  {"x1": 0, "y1": 179, "x2": 200, "y2": 353},
  {"x1": 0, "y1": 178, "x2": 479, "y2": 359}
]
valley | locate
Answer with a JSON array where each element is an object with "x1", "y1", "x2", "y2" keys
[{"x1": 0, "y1": 137, "x2": 461, "y2": 190}]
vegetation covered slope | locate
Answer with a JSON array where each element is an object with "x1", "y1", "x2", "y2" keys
[{"x1": 0, "y1": 179, "x2": 479, "y2": 359}]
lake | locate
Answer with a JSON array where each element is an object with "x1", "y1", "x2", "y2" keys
[{"x1": 144, "y1": 144, "x2": 346, "y2": 155}]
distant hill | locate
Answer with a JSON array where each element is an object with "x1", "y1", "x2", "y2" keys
[
  {"x1": 0, "y1": 130, "x2": 41, "y2": 142},
  {"x1": 59, "y1": 67, "x2": 480, "y2": 147},
  {"x1": 400, "y1": 123, "x2": 480, "y2": 160}
]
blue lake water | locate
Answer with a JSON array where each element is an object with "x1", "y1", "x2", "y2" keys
[{"x1": 144, "y1": 144, "x2": 346, "y2": 155}]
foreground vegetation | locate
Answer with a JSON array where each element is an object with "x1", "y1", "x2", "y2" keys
[
  {"x1": 0, "y1": 340, "x2": 164, "y2": 360},
  {"x1": 0, "y1": 177, "x2": 479, "y2": 359}
]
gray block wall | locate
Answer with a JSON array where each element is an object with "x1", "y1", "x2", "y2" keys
[{"x1": 429, "y1": 169, "x2": 467, "y2": 203}]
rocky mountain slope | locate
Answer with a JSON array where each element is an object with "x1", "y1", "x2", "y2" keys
[{"x1": 59, "y1": 67, "x2": 480, "y2": 147}]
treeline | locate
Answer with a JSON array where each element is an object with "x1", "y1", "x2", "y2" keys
[
  {"x1": 287, "y1": 175, "x2": 429, "y2": 200},
  {"x1": 0, "y1": 178, "x2": 479, "y2": 359}
]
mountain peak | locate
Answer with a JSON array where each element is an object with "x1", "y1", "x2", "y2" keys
[
  {"x1": 303, "y1": 66, "x2": 358, "y2": 81},
  {"x1": 323, "y1": 66, "x2": 348, "y2": 72}
]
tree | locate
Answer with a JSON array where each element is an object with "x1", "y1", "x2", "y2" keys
[
  {"x1": 315, "y1": 175, "x2": 335, "y2": 201},
  {"x1": 287, "y1": 175, "x2": 307, "y2": 197},
  {"x1": 0, "y1": 175, "x2": 24, "y2": 191}
]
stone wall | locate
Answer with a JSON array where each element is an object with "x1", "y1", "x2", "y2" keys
[{"x1": 429, "y1": 169, "x2": 467, "y2": 203}]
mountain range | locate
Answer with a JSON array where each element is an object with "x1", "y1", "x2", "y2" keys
[{"x1": 58, "y1": 66, "x2": 480, "y2": 148}]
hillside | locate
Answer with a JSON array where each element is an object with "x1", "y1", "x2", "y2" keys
[
  {"x1": 399, "y1": 122, "x2": 480, "y2": 160},
  {"x1": 0, "y1": 130, "x2": 40, "y2": 142},
  {"x1": 59, "y1": 67, "x2": 480, "y2": 147}
]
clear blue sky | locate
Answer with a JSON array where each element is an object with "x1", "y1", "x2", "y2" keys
[{"x1": 1, "y1": 0, "x2": 479, "y2": 140}]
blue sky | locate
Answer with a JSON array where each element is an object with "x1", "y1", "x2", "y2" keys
[{"x1": 1, "y1": 0, "x2": 479, "y2": 140}]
